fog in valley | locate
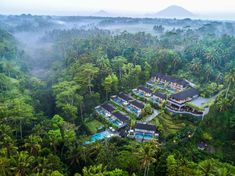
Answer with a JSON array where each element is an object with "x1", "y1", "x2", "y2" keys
[{"x1": 1, "y1": 15, "x2": 234, "y2": 79}]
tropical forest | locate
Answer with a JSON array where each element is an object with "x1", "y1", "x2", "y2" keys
[{"x1": 0, "y1": 5, "x2": 235, "y2": 176}]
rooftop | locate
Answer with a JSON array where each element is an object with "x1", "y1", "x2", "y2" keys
[
  {"x1": 112, "y1": 112, "x2": 129, "y2": 123},
  {"x1": 130, "y1": 100, "x2": 145, "y2": 109},
  {"x1": 156, "y1": 73, "x2": 189, "y2": 87},
  {"x1": 119, "y1": 93, "x2": 133, "y2": 101},
  {"x1": 135, "y1": 122, "x2": 156, "y2": 132},
  {"x1": 138, "y1": 86, "x2": 153, "y2": 94},
  {"x1": 101, "y1": 104, "x2": 115, "y2": 113},
  {"x1": 153, "y1": 92, "x2": 167, "y2": 99},
  {"x1": 171, "y1": 88, "x2": 199, "y2": 100}
]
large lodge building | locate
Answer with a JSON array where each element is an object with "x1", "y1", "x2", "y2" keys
[{"x1": 152, "y1": 73, "x2": 189, "y2": 91}]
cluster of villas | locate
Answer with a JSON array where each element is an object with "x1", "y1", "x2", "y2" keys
[
  {"x1": 89, "y1": 73, "x2": 210, "y2": 144},
  {"x1": 135, "y1": 73, "x2": 208, "y2": 117},
  {"x1": 95, "y1": 94, "x2": 159, "y2": 141},
  {"x1": 110, "y1": 93, "x2": 145, "y2": 117}
]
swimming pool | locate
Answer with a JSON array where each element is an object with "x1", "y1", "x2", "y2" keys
[
  {"x1": 135, "y1": 133, "x2": 154, "y2": 140},
  {"x1": 85, "y1": 130, "x2": 113, "y2": 144},
  {"x1": 127, "y1": 105, "x2": 139, "y2": 114}
]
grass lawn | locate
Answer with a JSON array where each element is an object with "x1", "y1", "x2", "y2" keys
[{"x1": 85, "y1": 119, "x2": 104, "y2": 134}]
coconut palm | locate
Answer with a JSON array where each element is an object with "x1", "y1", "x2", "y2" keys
[
  {"x1": 0, "y1": 157, "x2": 11, "y2": 176},
  {"x1": 198, "y1": 159, "x2": 216, "y2": 176},
  {"x1": 204, "y1": 64, "x2": 213, "y2": 82},
  {"x1": 224, "y1": 69, "x2": 235, "y2": 98},
  {"x1": 204, "y1": 48, "x2": 219, "y2": 66},
  {"x1": 24, "y1": 135, "x2": 42, "y2": 156},
  {"x1": 215, "y1": 71, "x2": 223, "y2": 83},
  {"x1": 137, "y1": 140, "x2": 159, "y2": 176},
  {"x1": 189, "y1": 58, "x2": 202, "y2": 74},
  {"x1": 82, "y1": 164, "x2": 105, "y2": 176},
  {"x1": 11, "y1": 151, "x2": 35, "y2": 176}
]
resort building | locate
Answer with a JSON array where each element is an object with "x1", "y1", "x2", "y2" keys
[
  {"x1": 166, "y1": 88, "x2": 204, "y2": 117},
  {"x1": 150, "y1": 73, "x2": 189, "y2": 91},
  {"x1": 112, "y1": 111, "x2": 129, "y2": 128},
  {"x1": 133, "y1": 86, "x2": 153, "y2": 97},
  {"x1": 111, "y1": 93, "x2": 145, "y2": 117},
  {"x1": 111, "y1": 93, "x2": 134, "y2": 106},
  {"x1": 96, "y1": 103, "x2": 130, "y2": 128},
  {"x1": 168, "y1": 88, "x2": 199, "y2": 105},
  {"x1": 95, "y1": 103, "x2": 115, "y2": 117},
  {"x1": 127, "y1": 100, "x2": 145, "y2": 117},
  {"x1": 130, "y1": 121, "x2": 158, "y2": 141},
  {"x1": 152, "y1": 92, "x2": 167, "y2": 104}
]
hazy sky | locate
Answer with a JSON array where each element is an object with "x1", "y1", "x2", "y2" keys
[{"x1": 1, "y1": 0, "x2": 235, "y2": 16}]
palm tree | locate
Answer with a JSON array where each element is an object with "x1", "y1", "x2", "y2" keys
[
  {"x1": 204, "y1": 64, "x2": 213, "y2": 82},
  {"x1": 0, "y1": 157, "x2": 11, "y2": 176},
  {"x1": 216, "y1": 97, "x2": 230, "y2": 112},
  {"x1": 137, "y1": 140, "x2": 159, "y2": 176},
  {"x1": 82, "y1": 164, "x2": 105, "y2": 176},
  {"x1": 24, "y1": 135, "x2": 42, "y2": 156},
  {"x1": 11, "y1": 151, "x2": 35, "y2": 176},
  {"x1": 199, "y1": 159, "x2": 221, "y2": 176},
  {"x1": 215, "y1": 72, "x2": 223, "y2": 83},
  {"x1": 224, "y1": 69, "x2": 235, "y2": 98},
  {"x1": 204, "y1": 48, "x2": 219, "y2": 66},
  {"x1": 66, "y1": 146, "x2": 87, "y2": 167},
  {"x1": 189, "y1": 58, "x2": 202, "y2": 74},
  {"x1": 129, "y1": 119, "x2": 136, "y2": 129}
]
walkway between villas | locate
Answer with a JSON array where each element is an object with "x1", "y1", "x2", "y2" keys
[{"x1": 145, "y1": 109, "x2": 160, "y2": 123}]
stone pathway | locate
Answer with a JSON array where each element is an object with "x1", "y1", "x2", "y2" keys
[{"x1": 145, "y1": 109, "x2": 160, "y2": 122}]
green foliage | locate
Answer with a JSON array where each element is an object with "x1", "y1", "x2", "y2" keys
[
  {"x1": 0, "y1": 17, "x2": 235, "y2": 176},
  {"x1": 143, "y1": 103, "x2": 152, "y2": 115},
  {"x1": 102, "y1": 73, "x2": 119, "y2": 99}
]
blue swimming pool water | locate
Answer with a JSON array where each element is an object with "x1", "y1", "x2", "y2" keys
[
  {"x1": 135, "y1": 133, "x2": 154, "y2": 140},
  {"x1": 85, "y1": 130, "x2": 112, "y2": 144},
  {"x1": 154, "y1": 84, "x2": 176, "y2": 93},
  {"x1": 127, "y1": 105, "x2": 138, "y2": 114}
]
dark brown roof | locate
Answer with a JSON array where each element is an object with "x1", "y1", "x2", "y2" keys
[
  {"x1": 156, "y1": 73, "x2": 189, "y2": 87},
  {"x1": 171, "y1": 88, "x2": 199, "y2": 100},
  {"x1": 101, "y1": 104, "x2": 115, "y2": 112},
  {"x1": 135, "y1": 122, "x2": 156, "y2": 131},
  {"x1": 112, "y1": 112, "x2": 129, "y2": 123},
  {"x1": 138, "y1": 86, "x2": 153, "y2": 94},
  {"x1": 118, "y1": 93, "x2": 133, "y2": 101},
  {"x1": 153, "y1": 92, "x2": 167, "y2": 99},
  {"x1": 130, "y1": 100, "x2": 145, "y2": 109}
]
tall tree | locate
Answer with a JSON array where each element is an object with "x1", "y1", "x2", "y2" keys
[
  {"x1": 102, "y1": 73, "x2": 118, "y2": 100},
  {"x1": 224, "y1": 69, "x2": 235, "y2": 98},
  {"x1": 53, "y1": 81, "x2": 83, "y2": 122},
  {"x1": 112, "y1": 56, "x2": 127, "y2": 79},
  {"x1": 74, "y1": 63, "x2": 99, "y2": 95},
  {"x1": 137, "y1": 140, "x2": 159, "y2": 176}
]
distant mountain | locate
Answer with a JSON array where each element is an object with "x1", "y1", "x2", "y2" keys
[
  {"x1": 92, "y1": 10, "x2": 110, "y2": 17},
  {"x1": 152, "y1": 5, "x2": 195, "y2": 18}
]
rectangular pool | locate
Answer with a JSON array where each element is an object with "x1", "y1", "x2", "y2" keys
[
  {"x1": 135, "y1": 133, "x2": 154, "y2": 140},
  {"x1": 85, "y1": 130, "x2": 113, "y2": 144}
]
